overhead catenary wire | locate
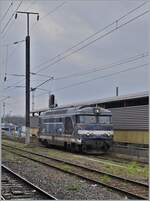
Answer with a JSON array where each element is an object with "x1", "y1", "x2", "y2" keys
[
  {"x1": 2, "y1": 0, "x2": 66, "y2": 57},
  {"x1": 32, "y1": 1, "x2": 150, "y2": 73},
  {"x1": 31, "y1": 1, "x2": 67, "y2": 31},
  {"x1": 3, "y1": 73, "x2": 49, "y2": 88},
  {"x1": 32, "y1": 52, "x2": 148, "y2": 90},
  {"x1": 2, "y1": 3, "x2": 149, "y2": 97},
  {"x1": 1, "y1": 0, "x2": 67, "y2": 87},
  {"x1": 4, "y1": 45, "x2": 9, "y2": 82},
  {"x1": 2, "y1": 51, "x2": 148, "y2": 94},
  {"x1": 34, "y1": 10, "x2": 150, "y2": 75},
  {"x1": 1, "y1": 0, "x2": 36, "y2": 50},
  {"x1": 1, "y1": 0, "x2": 24, "y2": 34},
  {"x1": 3, "y1": 2, "x2": 149, "y2": 90},
  {"x1": 2, "y1": 39, "x2": 25, "y2": 83},
  {"x1": 2, "y1": 77, "x2": 45, "y2": 92},
  {"x1": 30, "y1": 7, "x2": 150, "y2": 87},
  {"x1": 35, "y1": 63, "x2": 148, "y2": 98},
  {"x1": 0, "y1": 0, "x2": 13, "y2": 23}
]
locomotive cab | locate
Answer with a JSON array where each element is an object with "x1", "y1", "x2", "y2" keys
[{"x1": 73, "y1": 107, "x2": 113, "y2": 153}]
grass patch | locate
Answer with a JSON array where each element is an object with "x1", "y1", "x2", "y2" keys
[
  {"x1": 126, "y1": 161, "x2": 148, "y2": 178},
  {"x1": 2, "y1": 150, "x2": 21, "y2": 162},
  {"x1": 99, "y1": 175, "x2": 111, "y2": 183},
  {"x1": 65, "y1": 183, "x2": 81, "y2": 191},
  {"x1": 59, "y1": 164, "x2": 72, "y2": 172},
  {"x1": 127, "y1": 161, "x2": 139, "y2": 174}
]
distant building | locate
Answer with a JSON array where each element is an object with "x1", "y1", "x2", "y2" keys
[{"x1": 1, "y1": 123, "x2": 18, "y2": 136}]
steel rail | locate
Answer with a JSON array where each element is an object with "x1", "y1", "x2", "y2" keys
[
  {"x1": 2, "y1": 143, "x2": 148, "y2": 186},
  {"x1": 2, "y1": 164, "x2": 57, "y2": 200},
  {"x1": 2, "y1": 144, "x2": 149, "y2": 200},
  {"x1": 88, "y1": 154, "x2": 148, "y2": 166},
  {"x1": 38, "y1": 143, "x2": 148, "y2": 166},
  {"x1": 1, "y1": 195, "x2": 5, "y2": 200}
]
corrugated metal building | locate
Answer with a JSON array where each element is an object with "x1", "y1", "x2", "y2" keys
[{"x1": 109, "y1": 105, "x2": 148, "y2": 145}]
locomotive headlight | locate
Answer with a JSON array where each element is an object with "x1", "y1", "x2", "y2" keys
[
  {"x1": 94, "y1": 108, "x2": 100, "y2": 114},
  {"x1": 106, "y1": 131, "x2": 113, "y2": 136}
]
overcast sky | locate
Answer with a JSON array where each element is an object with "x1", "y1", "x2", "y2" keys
[{"x1": 0, "y1": 0, "x2": 149, "y2": 116}]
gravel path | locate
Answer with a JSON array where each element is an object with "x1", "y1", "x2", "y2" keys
[{"x1": 2, "y1": 150, "x2": 127, "y2": 200}]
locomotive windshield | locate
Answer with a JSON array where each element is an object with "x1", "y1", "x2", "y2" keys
[
  {"x1": 76, "y1": 115, "x2": 112, "y2": 124},
  {"x1": 98, "y1": 116, "x2": 112, "y2": 124}
]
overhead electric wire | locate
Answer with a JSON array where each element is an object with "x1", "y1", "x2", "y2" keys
[
  {"x1": 36, "y1": 10, "x2": 150, "y2": 74},
  {"x1": 56, "y1": 63, "x2": 148, "y2": 91},
  {"x1": 3, "y1": 0, "x2": 66, "y2": 56},
  {"x1": 4, "y1": 45, "x2": 9, "y2": 81},
  {"x1": 36, "y1": 63, "x2": 148, "y2": 98},
  {"x1": 6, "y1": 73, "x2": 25, "y2": 77},
  {"x1": 31, "y1": 1, "x2": 67, "y2": 31},
  {"x1": 32, "y1": 52, "x2": 148, "y2": 90},
  {"x1": 0, "y1": 0, "x2": 13, "y2": 23},
  {"x1": 1, "y1": 0, "x2": 35, "y2": 48},
  {"x1": 50, "y1": 53, "x2": 149, "y2": 81},
  {"x1": 1, "y1": 0, "x2": 24, "y2": 34},
  {"x1": 3, "y1": 1, "x2": 149, "y2": 88},
  {"x1": 3, "y1": 2, "x2": 149, "y2": 96},
  {"x1": 33, "y1": 1, "x2": 150, "y2": 73},
  {"x1": 1, "y1": 0, "x2": 67, "y2": 86},
  {"x1": 31, "y1": 76, "x2": 54, "y2": 91},
  {"x1": 2, "y1": 76, "x2": 47, "y2": 92},
  {"x1": 31, "y1": 7, "x2": 150, "y2": 87},
  {"x1": 5, "y1": 85, "x2": 25, "y2": 89},
  {"x1": 34, "y1": 11, "x2": 150, "y2": 76},
  {"x1": 3, "y1": 51, "x2": 148, "y2": 94}
]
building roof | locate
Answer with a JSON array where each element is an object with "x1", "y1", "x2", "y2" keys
[
  {"x1": 1, "y1": 123, "x2": 17, "y2": 128},
  {"x1": 31, "y1": 91, "x2": 149, "y2": 114},
  {"x1": 67, "y1": 91, "x2": 149, "y2": 107}
]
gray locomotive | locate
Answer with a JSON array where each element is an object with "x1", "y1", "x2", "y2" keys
[{"x1": 38, "y1": 105, "x2": 113, "y2": 153}]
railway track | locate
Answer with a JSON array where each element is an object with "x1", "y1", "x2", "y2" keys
[
  {"x1": 37, "y1": 141, "x2": 149, "y2": 166},
  {"x1": 2, "y1": 144, "x2": 149, "y2": 200},
  {"x1": 82, "y1": 154, "x2": 147, "y2": 167},
  {"x1": 1, "y1": 164, "x2": 57, "y2": 200}
]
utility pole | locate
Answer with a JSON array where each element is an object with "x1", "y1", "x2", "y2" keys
[
  {"x1": 3, "y1": 102, "x2": 5, "y2": 123},
  {"x1": 15, "y1": 11, "x2": 39, "y2": 144}
]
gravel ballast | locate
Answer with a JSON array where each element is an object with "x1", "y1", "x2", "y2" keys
[
  {"x1": 2, "y1": 150, "x2": 127, "y2": 200},
  {"x1": 2, "y1": 139, "x2": 148, "y2": 183}
]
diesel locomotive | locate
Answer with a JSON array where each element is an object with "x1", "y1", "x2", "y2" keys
[{"x1": 38, "y1": 105, "x2": 113, "y2": 153}]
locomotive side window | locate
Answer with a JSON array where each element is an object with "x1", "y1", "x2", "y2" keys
[
  {"x1": 77, "y1": 115, "x2": 96, "y2": 124},
  {"x1": 64, "y1": 117, "x2": 73, "y2": 134},
  {"x1": 44, "y1": 118, "x2": 62, "y2": 123}
]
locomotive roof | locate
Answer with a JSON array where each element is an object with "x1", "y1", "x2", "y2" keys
[{"x1": 41, "y1": 106, "x2": 111, "y2": 117}]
